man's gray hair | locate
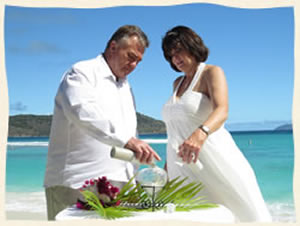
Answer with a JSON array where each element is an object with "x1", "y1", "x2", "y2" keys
[{"x1": 105, "y1": 25, "x2": 149, "y2": 51}]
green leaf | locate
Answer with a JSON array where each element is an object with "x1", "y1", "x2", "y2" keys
[
  {"x1": 155, "y1": 177, "x2": 187, "y2": 203},
  {"x1": 154, "y1": 177, "x2": 218, "y2": 211},
  {"x1": 117, "y1": 175, "x2": 137, "y2": 198},
  {"x1": 81, "y1": 190, "x2": 133, "y2": 220},
  {"x1": 81, "y1": 190, "x2": 106, "y2": 218},
  {"x1": 118, "y1": 180, "x2": 150, "y2": 204},
  {"x1": 101, "y1": 207, "x2": 133, "y2": 220},
  {"x1": 80, "y1": 175, "x2": 218, "y2": 220}
]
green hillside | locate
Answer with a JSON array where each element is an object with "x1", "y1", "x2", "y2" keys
[{"x1": 8, "y1": 113, "x2": 166, "y2": 137}]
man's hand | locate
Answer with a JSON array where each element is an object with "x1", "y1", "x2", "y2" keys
[{"x1": 125, "y1": 137, "x2": 161, "y2": 164}]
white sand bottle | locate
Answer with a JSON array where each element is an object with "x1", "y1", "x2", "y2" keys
[
  {"x1": 110, "y1": 146, "x2": 156, "y2": 167},
  {"x1": 175, "y1": 151, "x2": 204, "y2": 171}
]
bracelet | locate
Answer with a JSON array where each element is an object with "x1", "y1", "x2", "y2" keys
[{"x1": 199, "y1": 125, "x2": 210, "y2": 136}]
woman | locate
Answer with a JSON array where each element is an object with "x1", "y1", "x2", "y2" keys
[{"x1": 161, "y1": 26, "x2": 272, "y2": 222}]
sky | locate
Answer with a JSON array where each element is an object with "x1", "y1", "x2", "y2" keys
[{"x1": 4, "y1": 3, "x2": 294, "y2": 130}]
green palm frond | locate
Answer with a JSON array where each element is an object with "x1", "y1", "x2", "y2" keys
[
  {"x1": 102, "y1": 207, "x2": 132, "y2": 220},
  {"x1": 117, "y1": 175, "x2": 136, "y2": 197},
  {"x1": 117, "y1": 177, "x2": 149, "y2": 203},
  {"x1": 154, "y1": 177, "x2": 218, "y2": 211},
  {"x1": 175, "y1": 203, "x2": 219, "y2": 211},
  {"x1": 155, "y1": 176, "x2": 187, "y2": 203},
  {"x1": 80, "y1": 175, "x2": 218, "y2": 220},
  {"x1": 80, "y1": 190, "x2": 106, "y2": 217},
  {"x1": 80, "y1": 190, "x2": 133, "y2": 219},
  {"x1": 172, "y1": 183, "x2": 204, "y2": 205},
  {"x1": 118, "y1": 176, "x2": 218, "y2": 211}
]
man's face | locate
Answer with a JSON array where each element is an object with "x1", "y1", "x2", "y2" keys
[{"x1": 109, "y1": 36, "x2": 145, "y2": 79}]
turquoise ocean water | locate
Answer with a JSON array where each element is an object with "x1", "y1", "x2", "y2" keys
[{"x1": 5, "y1": 131, "x2": 296, "y2": 222}]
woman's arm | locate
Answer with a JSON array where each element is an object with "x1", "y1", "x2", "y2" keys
[{"x1": 201, "y1": 65, "x2": 229, "y2": 132}]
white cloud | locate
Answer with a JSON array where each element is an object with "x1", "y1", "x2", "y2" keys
[{"x1": 10, "y1": 101, "x2": 27, "y2": 112}]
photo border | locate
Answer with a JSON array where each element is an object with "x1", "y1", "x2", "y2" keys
[{"x1": 0, "y1": 1, "x2": 298, "y2": 226}]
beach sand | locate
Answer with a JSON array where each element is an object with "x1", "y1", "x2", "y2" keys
[
  {"x1": 5, "y1": 191, "x2": 48, "y2": 221},
  {"x1": 5, "y1": 211, "x2": 47, "y2": 221}
]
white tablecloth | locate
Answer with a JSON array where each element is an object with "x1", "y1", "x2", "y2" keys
[{"x1": 56, "y1": 205, "x2": 236, "y2": 222}]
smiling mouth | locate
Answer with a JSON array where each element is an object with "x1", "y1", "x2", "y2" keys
[{"x1": 176, "y1": 62, "x2": 184, "y2": 68}]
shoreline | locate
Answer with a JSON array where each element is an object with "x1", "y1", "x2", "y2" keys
[
  {"x1": 4, "y1": 190, "x2": 296, "y2": 222},
  {"x1": 6, "y1": 129, "x2": 293, "y2": 140},
  {"x1": 6, "y1": 211, "x2": 47, "y2": 221},
  {"x1": 5, "y1": 132, "x2": 295, "y2": 222}
]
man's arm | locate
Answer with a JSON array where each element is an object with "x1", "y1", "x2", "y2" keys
[{"x1": 58, "y1": 67, "x2": 160, "y2": 164}]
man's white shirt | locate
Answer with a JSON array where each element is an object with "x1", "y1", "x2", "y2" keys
[{"x1": 44, "y1": 54, "x2": 137, "y2": 189}]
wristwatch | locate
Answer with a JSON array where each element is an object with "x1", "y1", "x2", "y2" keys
[{"x1": 199, "y1": 125, "x2": 210, "y2": 136}]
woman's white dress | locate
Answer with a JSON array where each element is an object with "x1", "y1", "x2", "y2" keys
[{"x1": 162, "y1": 63, "x2": 272, "y2": 222}]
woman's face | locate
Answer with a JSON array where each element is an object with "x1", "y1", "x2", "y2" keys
[{"x1": 170, "y1": 46, "x2": 197, "y2": 73}]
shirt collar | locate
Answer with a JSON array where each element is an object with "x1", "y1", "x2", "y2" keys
[{"x1": 98, "y1": 54, "x2": 126, "y2": 84}]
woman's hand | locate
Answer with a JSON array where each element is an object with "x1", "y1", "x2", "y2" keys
[{"x1": 178, "y1": 129, "x2": 208, "y2": 163}]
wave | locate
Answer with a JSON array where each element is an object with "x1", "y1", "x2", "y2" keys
[
  {"x1": 5, "y1": 191, "x2": 296, "y2": 222},
  {"x1": 142, "y1": 139, "x2": 168, "y2": 144},
  {"x1": 5, "y1": 191, "x2": 47, "y2": 213},
  {"x1": 267, "y1": 202, "x2": 296, "y2": 222},
  {"x1": 7, "y1": 139, "x2": 168, "y2": 147},
  {"x1": 7, "y1": 142, "x2": 49, "y2": 147}
]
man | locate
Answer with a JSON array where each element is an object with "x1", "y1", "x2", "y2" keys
[{"x1": 44, "y1": 25, "x2": 161, "y2": 220}]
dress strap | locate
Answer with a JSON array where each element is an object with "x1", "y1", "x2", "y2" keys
[
  {"x1": 173, "y1": 76, "x2": 185, "y2": 101},
  {"x1": 188, "y1": 63, "x2": 206, "y2": 91}
]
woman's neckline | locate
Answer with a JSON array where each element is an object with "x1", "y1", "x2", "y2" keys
[{"x1": 173, "y1": 63, "x2": 205, "y2": 101}]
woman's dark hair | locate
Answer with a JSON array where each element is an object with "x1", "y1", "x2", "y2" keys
[{"x1": 162, "y1": 26, "x2": 209, "y2": 72}]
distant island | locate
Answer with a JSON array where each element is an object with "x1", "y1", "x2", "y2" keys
[
  {"x1": 274, "y1": 123, "x2": 293, "y2": 131},
  {"x1": 8, "y1": 114, "x2": 292, "y2": 137},
  {"x1": 8, "y1": 113, "x2": 166, "y2": 137}
]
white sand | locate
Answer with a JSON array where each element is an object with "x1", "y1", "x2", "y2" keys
[
  {"x1": 5, "y1": 211, "x2": 47, "y2": 221},
  {"x1": 5, "y1": 191, "x2": 47, "y2": 221}
]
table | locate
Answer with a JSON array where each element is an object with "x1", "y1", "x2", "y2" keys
[{"x1": 56, "y1": 204, "x2": 236, "y2": 222}]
